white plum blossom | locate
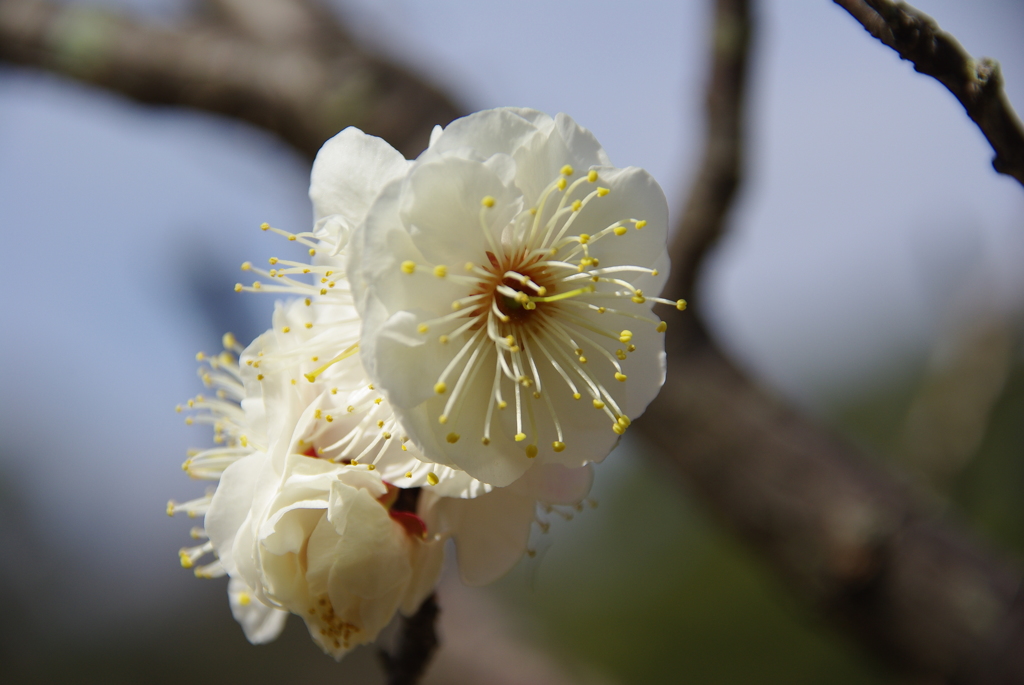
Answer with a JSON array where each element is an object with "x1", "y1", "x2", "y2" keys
[
  {"x1": 234, "y1": 294, "x2": 595, "y2": 587},
  {"x1": 170, "y1": 339, "x2": 445, "y2": 658},
  {"x1": 170, "y1": 300, "x2": 594, "y2": 656},
  {"x1": 345, "y1": 108, "x2": 680, "y2": 487}
]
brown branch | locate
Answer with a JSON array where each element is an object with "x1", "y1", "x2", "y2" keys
[
  {"x1": 643, "y1": 0, "x2": 1024, "y2": 682},
  {"x1": 668, "y1": 0, "x2": 752, "y2": 304},
  {"x1": 380, "y1": 594, "x2": 440, "y2": 685},
  {"x1": 0, "y1": 0, "x2": 461, "y2": 158},
  {"x1": 834, "y1": 0, "x2": 1024, "y2": 188}
]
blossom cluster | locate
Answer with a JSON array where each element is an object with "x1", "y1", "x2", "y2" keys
[{"x1": 169, "y1": 108, "x2": 678, "y2": 660}]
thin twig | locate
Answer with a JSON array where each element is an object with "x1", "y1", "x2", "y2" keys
[
  {"x1": 834, "y1": 0, "x2": 1024, "y2": 188},
  {"x1": 379, "y1": 594, "x2": 440, "y2": 685}
]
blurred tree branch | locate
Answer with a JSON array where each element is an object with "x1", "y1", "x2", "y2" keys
[
  {"x1": 0, "y1": 0, "x2": 460, "y2": 158},
  {"x1": 380, "y1": 594, "x2": 440, "y2": 685},
  {"x1": 834, "y1": 0, "x2": 1024, "y2": 188},
  {"x1": 5, "y1": 0, "x2": 1024, "y2": 683},
  {"x1": 647, "y1": 0, "x2": 1024, "y2": 682}
]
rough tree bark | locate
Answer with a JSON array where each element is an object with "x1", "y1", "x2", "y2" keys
[{"x1": 4, "y1": 0, "x2": 1024, "y2": 683}]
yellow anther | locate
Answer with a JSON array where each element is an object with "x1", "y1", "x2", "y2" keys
[
  {"x1": 256, "y1": 374, "x2": 264, "y2": 381},
  {"x1": 537, "y1": 286, "x2": 547, "y2": 296},
  {"x1": 268, "y1": 257, "x2": 278, "y2": 265},
  {"x1": 651, "y1": 269, "x2": 659, "y2": 276},
  {"x1": 438, "y1": 415, "x2": 448, "y2": 424},
  {"x1": 401, "y1": 261, "x2": 416, "y2": 274},
  {"x1": 304, "y1": 322, "x2": 313, "y2": 329},
  {"x1": 465, "y1": 262, "x2": 475, "y2": 271},
  {"x1": 614, "y1": 226, "x2": 628, "y2": 236},
  {"x1": 312, "y1": 356, "x2": 319, "y2": 362},
  {"x1": 573, "y1": 393, "x2": 581, "y2": 400},
  {"x1": 195, "y1": 351, "x2": 206, "y2": 362},
  {"x1": 406, "y1": 472, "x2": 413, "y2": 478},
  {"x1": 579, "y1": 234, "x2": 590, "y2": 244},
  {"x1": 433, "y1": 265, "x2": 448, "y2": 278},
  {"x1": 241, "y1": 262, "x2": 252, "y2": 271},
  {"x1": 287, "y1": 235, "x2": 296, "y2": 241},
  {"x1": 377, "y1": 420, "x2": 384, "y2": 428},
  {"x1": 374, "y1": 398, "x2": 382, "y2": 404},
  {"x1": 632, "y1": 294, "x2": 646, "y2": 304},
  {"x1": 593, "y1": 399, "x2": 605, "y2": 409},
  {"x1": 618, "y1": 416, "x2": 631, "y2": 428},
  {"x1": 184, "y1": 417, "x2": 194, "y2": 425},
  {"x1": 222, "y1": 332, "x2": 237, "y2": 349},
  {"x1": 282, "y1": 327, "x2": 291, "y2": 333},
  {"x1": 166, "y1": 501, "x2": 176, "y2": 516},
  {"x1": 616, "y1": 349, "x2": 627, "y2": 360},
  {"x1": 320, "y1": 289, "x2": 327, "y2": 295},
  {"x1": 571, "y1": 200, "x2": 582, "y2": 212},
  {"x1": 434, "y1": 382, "x2": 447, "y2": 394},
  {"x1": 498, "y1": 401, "x2": 508, "y2": 410},
  {"x1": 515, "y1": 433, "x2": 527, "y2": 442},
  {"x1": 587, "y1": 170, "x2": 598, "y2": 182},
  {"x1": 481, "y1": 196, "x2": 496, "y2": 208},
  {"x1": 175, "y1": 405, "x2": 183, "y2": 413},
  {"x1": 252, "y1": 281, "x2": 262, "y2": 290},
  {"x1": 533, "y1": 391, "x2": 541, "y2": 399},
  {"x1": 597, "y1": 187, "x2": 610, "y2": 197},
  {"x1": 531, "y1": 208, "x2": 538, "y2": 215},
  {"x1": 656, "y1": 321, "x2": 668, "y2": 333},
  {"x1": 481, "y1": 437, "x2": 491, "y2": 446},
  {"x1": 446, "y1": 432, "x2": 460, "y2": 444},
  {"x1": 619, "y1": 330, "x2": 633, "y2": 343},
  {"x1": 179, "y1": 550, "x2": 193, "y2": 569},
  {"x1": 598, "y1": 307, "x2": 606, "y2": 314},
  {"x1": 291, "y1": 379, "x2": 297, "y2": 385},
  {"x1": 330, "y1": 387, "x2": 337, "y2": 394},
  {"x1": 561, "y1": 164, "x2": 574, "y2": 176},
  {"x1": 627, "y1": 344, "x2": 636, "y2": 352},
  {"x1": 552, "y1": 441, "x2": 566, "y2": 452},
  {"x1": 578, "y1": 356, "x2": 587, "y2": 363},
  {"x1": 439, "y1": 335, "x2": 450, "y2": 344},
  {"x1": 452, "y1": 301, "x2": 462, "y2": 311},
  {"x1": 347, "y1": 406, "x2": 355, "y2": 413},
  {"x1": 526, "y1": 444, "x2": 538, "y2": 458},
  {"x1": 615, "y1": 372, "x2": 627, "y2": 382},
  {"x1": 635, "y1": 219, "x2": 647, "y2": 229},
  {"x1": 676, "y1": 299, "x2": 688, "y2": 311},
  {"x1": 612, "y1": 422, "x2": 626, "y2": 435},
  {"x1": 427, "y1": 472, "x2": 440, "y2": 486},
  {"x1": 309, "y1": 249, "x2": 316, "y2": 256},
  {"x1": 367, "y1": 464, "x2": 376, "y2": 470},
  {"x1": 418, "y1": 323, "x2": 430, "y2": 334},
  {"x1": 181, "y1": 459, "x2": 190, "y2": 472},
  {"x1": 260, "y1": 222, "x2": 270, "y2": 231},
  {"x1": 234, "y1": 283, "x2": 243, "y2": 292},
  {"x1": 557, "y1": 178, "x2": 567, "y2": 191},
  {"x1": 314, "y1": 409, "x2": 322, "y2": 419},
  {"x1": 325, "y1": 415, "x2": 333, "y2": 423}
]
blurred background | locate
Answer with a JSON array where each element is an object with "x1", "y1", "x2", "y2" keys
[{"x1": 2, "y1": 0, "x2": 1023, "y2": 682}]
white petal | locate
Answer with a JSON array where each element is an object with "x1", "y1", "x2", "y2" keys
[
  {"x1": 205, "y1": 452, "x2": 264, "y2": 576},
  {"x1": 423, "y1": 107, "x2": 551, "y2": 163},
  {"x1": 309, "y1": 127, "x2": 410, "y2": 223},
  {"x1": 436, "y1": 488, "x2": 536, "y2": 586},
  {"x1": 401, "y1": 155, "x2": 522, "y2": 267},
  {"x1": 228, "y1": 577, "x2": 288, "y2": 645}
]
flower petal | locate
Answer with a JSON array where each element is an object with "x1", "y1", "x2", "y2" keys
[{"x1": 309, "y1": 127, "x2": 410, "y2": 223}]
